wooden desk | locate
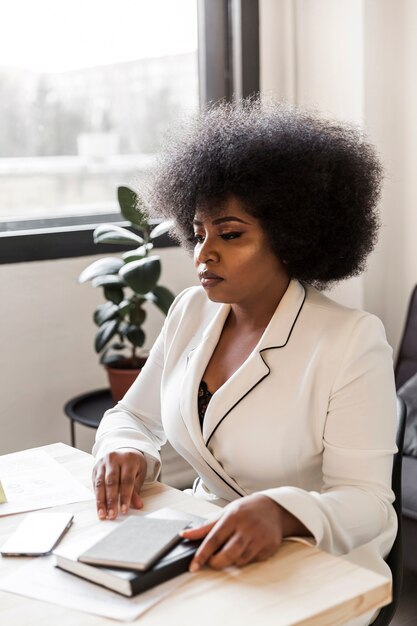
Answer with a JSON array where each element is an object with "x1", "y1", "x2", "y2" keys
[{"x1": 0, "y1": 443, "x2": 391, "y2": 626}]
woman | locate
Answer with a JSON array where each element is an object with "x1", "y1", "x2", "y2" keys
[{"x1": 92, "y1": 101, "x2": 397, "y2": 609}]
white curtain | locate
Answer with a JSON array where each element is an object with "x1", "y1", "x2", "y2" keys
[{"x1": 260, "y1": 0, "x2": 417, "y2": 354}]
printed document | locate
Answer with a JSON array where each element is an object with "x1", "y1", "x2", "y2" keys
[{"x1": 0, "y1": 449, "x2": 93, "y2": 516}]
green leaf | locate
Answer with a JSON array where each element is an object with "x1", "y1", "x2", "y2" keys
[
  {"x1": 110, "y1": 342, "x2": 127, "y2": 350},
  {"x1": 93, "y1": 224, "x2": 144, "y2": 246},
  {"x1": 104, "y1": 285, "x2": 124, "y2": 304},
  {"x1": 95, "y1": 319, "x2": 119, "y2": 352},
  {"x1": 92, "y1": 274, "x2": 125, "y2": 288},
  {"x1": 126, "y1": 325, "x2": 145, "y2": 347},
  {"x1": 152, "y1": 285, "x2": 176, "y2": 315},
  {"x1": 93, "y1": 302, "x2": 118, "y2": 326},
  {"x1": 119, "y1": 256, "x2": 161, "y2": 295},
  {"x1": 100, "y1": 352, "x2": 127, "y2": 366},
  {"x1": 118, "y1": 322, "x2": 130, "y2": 336},
  {"x1": 78, "y1": 257, "x2": 124, "y2": 283},
  {"x1": 149, "y1": 220, "x2": 173, "y2": 240},
  {"x1": 117, "y1": 299, "x2": 132, "y2": 316},
  {"x1": 99, "y1": 348, "x2": 109, "y2": 364},
  {"x1": 130, "y1": 303, "x2": 147, "y2": 325},
  {"x1": 122, "y1": 243, "x2": 153, "y2": 263},
  {"x1": 117, "y1": 186, "x2": 149, "y2": 229}
]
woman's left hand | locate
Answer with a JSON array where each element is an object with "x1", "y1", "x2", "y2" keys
[{"x1": 180, "y1": 493, "x2": 303, "y2": 572}]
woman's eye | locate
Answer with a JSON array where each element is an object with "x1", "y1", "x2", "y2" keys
[
  {"x1": 220, "y1": 232, "x2": 242, "y2": 240},
  {"x1": 191, "y1": 234, "x2": 204, "y2": 244}
]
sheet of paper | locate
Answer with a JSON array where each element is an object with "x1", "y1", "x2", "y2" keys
[
  {"x1": 0, "y1": 554, "x2": 192, "y2": 622},
  {"x1": 0, "y1": 449, "x2": 93, "y2": 516},
  {"x1": 0, "y1": 480, "x2": 7, "y2": 504}
]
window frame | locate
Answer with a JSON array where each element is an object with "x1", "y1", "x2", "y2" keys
[{"x1": 0, "y1": 0, "x2": 259, "y2": 264}]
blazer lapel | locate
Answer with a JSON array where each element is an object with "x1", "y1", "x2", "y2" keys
[
  {"x1": 178, "y1": 280, "x2": 306, "y2": 498},
  {"x1": 203, "y1": 279, "x2": 306, "y2": 445},
  {"x1": 179, "y1": 301, "x2": 249, "y2": 497},
  {"x1": 179, "y1": 301, "x2": 230, "y2": 451}
]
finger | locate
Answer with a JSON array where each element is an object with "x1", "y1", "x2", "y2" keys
[
  {"x1": 180, "y1": 520, "x2": 217, "y2": 539},
  {"x1": 208, "y1": 533, "x2": 249, "y2": 569},
  {"x1": 189, "y1": 520, "x2": 234, "y2": 572},
  {"x1": 104, "y1": 460, "x2": 121, "y2": 519},
  {"x1": 131, "y1": 490, "x2": 144, "y2": 510},
  {"x1": 93, "y1": 464, "x2": 108, "y2": 520},
  {"x1": 119, "y1": 465, "x2": 138, "y2": 514},
  {"x1": 252, "y1": 547, "x2": 275, "y2": 563},
  {"x1": 131, "y1": 456, "x2": 147, "y2": 510},
  {"x1": 234, "y1": 541, "x2": 260, "y2": 567},
  {"x1": 131, "y1": 473, "x2": 145, "y2": 510}
]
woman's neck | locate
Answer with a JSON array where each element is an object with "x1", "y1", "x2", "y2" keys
[{"x1": 228, "y1": 277, "x2": 291, "y2": 333}]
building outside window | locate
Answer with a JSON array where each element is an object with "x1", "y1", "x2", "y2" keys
[{"x1": 0, "y1": 0, "x2": 199, "y2": 226}]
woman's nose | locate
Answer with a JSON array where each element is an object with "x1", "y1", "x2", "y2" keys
[{"x1": 194, "y1": 236, "x2": 219, "y2": 264}]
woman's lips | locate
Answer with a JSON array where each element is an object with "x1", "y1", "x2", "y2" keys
[{"x1": 199, "y1": 272, "x2": 223, "y2": 288}]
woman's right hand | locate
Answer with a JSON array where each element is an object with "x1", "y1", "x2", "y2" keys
[{"x1": 92, "y1": 449, "x2": 147, "y2": 520}]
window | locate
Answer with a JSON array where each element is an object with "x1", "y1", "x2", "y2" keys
[
  {"x1": 0, "y1": 0, "x2": 259, "y2": 263},
  {"x1": 0, "y1": 0, "x2": 199, "y2": 227}
]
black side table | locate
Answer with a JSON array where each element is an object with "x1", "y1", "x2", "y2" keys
[{"x1": 64, "y1": 388, "x2": 114, "y2": 448}]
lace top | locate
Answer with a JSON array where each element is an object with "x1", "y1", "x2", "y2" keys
[{"x1": 197, "y1": 380, "x2": 213, "y2": 428}]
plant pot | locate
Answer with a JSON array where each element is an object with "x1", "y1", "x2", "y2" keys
[{"x1": 105, "y1": 357, "x2": 147, "y2": 402}]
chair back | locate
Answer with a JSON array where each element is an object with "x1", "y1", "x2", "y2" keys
[
  {"x1": 372, "y1": 396, "x2": 407, "y2": 625},
  {"x1": 395, "y1": 285, "x2": 417, "y2": 389}
]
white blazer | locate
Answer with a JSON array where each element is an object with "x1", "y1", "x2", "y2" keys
[{"x1": 93, "y1": 279, "x2": 397, "y2": 587}]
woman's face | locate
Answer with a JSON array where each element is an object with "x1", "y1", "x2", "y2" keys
[{"x1": 193, "y1": 196, "x2": 289, "y2": 307}]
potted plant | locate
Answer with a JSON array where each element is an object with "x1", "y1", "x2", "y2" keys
[{"x1": 79, "y1": 186, "x2": 175, "y2": 401}]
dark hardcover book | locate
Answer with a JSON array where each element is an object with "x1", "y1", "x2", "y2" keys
[{"x1": 53, "y1": 508, "x2": 204, "y2": 597}]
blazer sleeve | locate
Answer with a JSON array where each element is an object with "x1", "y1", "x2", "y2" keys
[
  {"x1": 259, "y1": 313, "x2": 397, "y2": 556},
  {"x1": 92, "y1": 316, "x2": 167, "y2": 483},
  {"x1": 92, "y1": 287, "x2": 198, "y2": 482}
]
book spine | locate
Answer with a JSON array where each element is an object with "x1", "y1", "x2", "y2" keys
[{"x1": 130, "y1": 551, "x2": 195, "y2": 595}]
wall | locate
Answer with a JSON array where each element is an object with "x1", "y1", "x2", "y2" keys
[{"x1": 0, "y1": 247, "x2": 199, "y2": 457}]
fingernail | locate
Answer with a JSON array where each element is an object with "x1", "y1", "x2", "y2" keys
[
  {"x1": 189, "y1": 561, "x2": 200, "y2": 572},
  {"x1": 108, "y1": 509, "x2": 114, "y2": 518},
  {"x1": 121, "y1": 504, "x2": 127, "y2": 514},
  {"x1": 98, "y1": 508, "x2": 105, "y2": 519}
]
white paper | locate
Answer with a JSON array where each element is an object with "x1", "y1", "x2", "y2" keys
[
  {"x1": 0, "y1": 554, "x2": 192, "y2": 622},
  {"x1": 55, "y1": 518, "x2": 130, "y2": 557},
  {"x1": 0, "y1": 449, "x2": 93, "y2": 516}
]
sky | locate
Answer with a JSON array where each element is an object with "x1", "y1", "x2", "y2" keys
[{"x1": 0, "y1": 0, "x2": 198, "y2": 72}]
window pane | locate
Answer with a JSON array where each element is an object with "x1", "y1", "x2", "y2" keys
[{"x1": 0, "y1": 0, "x2": 198, "y2": 222}]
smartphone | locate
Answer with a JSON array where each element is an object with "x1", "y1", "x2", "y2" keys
[{"x1": 1, "y1": 511, "x2": 74, "y2": 556}]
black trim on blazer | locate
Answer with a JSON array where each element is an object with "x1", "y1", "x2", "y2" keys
[
  {"x1": 193, "y1": 475, "x2": 245, "y2": 499},
  {"x1": 196, "y1": 467, "x2": 245, "y2": 498},
  {"x1": 181, "y1": 348, "x2": 246, "y2": 498},
  {"x1": 181, "y1": 284, "x2": 306, "y2": 500},
  {"x1": 205, "y1": 286, "x2": 307, "y2": 449}
]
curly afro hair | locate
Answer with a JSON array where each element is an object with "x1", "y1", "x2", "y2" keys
[{"x1": 144, "y1": 99, "x2": 383, "y2": 289}]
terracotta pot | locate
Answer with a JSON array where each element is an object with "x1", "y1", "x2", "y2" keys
[{"x1": 105, "y1": 357, "x2": 147, "y2": 402}]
